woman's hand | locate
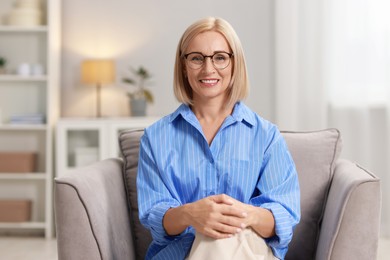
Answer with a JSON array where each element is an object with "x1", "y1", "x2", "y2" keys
[
  {"x1": 225, "y1": 196, "x2": 276, "y2": 238},
  {"x1": 183, "y1": 194, "x2": 247, "y2": 239}
]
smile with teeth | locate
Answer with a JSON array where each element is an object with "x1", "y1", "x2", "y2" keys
[{"x1": 200, "y1": 79, "x2": 219, "y2": 84}]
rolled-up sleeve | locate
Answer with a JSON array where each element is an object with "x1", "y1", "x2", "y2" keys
[
  {"x1": 137, "y1": 132, "x2": 189, "y2": 245},
  {"x1": 250, "y1": 133, "x2": 301, "y2": 259}
]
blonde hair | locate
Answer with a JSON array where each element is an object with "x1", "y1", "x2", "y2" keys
[{"x1": 173, "y1": 17, "x2": 249, "y2": 107}]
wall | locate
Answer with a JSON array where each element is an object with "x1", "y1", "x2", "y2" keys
[{"x1": 61, "y1": 0, "x2": 275, "y2": 120}]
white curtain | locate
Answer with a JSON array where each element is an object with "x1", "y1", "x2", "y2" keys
[{"x1": 274, "y1": 0, "x2": 390, "y2": 237}]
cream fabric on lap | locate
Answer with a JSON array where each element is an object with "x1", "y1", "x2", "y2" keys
[{"x1": 187, "y1": 229, "x2": 277, "y2": 260}]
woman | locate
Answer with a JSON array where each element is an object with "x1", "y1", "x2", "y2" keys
[{"x1": 137, "y1": 17, "x2": 300, "y2": 260}]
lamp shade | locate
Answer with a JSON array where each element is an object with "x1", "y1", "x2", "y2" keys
[{"x1": 81, "y1": 59, "x2": 115, "y2": 85}]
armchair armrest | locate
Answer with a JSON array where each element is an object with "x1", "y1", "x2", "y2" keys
[
  {"x1": 54, "y1": 158, "x2": 135, "y2": 260},
  {"x1": 316, "y1": 159, "x2": 381, "y2": 260}
]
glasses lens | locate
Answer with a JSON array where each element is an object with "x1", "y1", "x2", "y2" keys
[
  {"x1": 186, "y1": 53, "x2": 204, "y2": 69},
  {"x1": 212, "y1": 53, "x2": 230, "y2": 69}
]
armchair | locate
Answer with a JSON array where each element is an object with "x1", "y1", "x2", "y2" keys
[{"x1": 54, "y1": 129, "x2": 381, "y2": 260}]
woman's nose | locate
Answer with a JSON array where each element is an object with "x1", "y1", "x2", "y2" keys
[{"x1": 202, "y1": 57, "x2": 215, "y2": 73}]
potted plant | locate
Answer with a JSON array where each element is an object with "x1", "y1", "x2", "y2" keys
[
  {"x1": 0, "y1": 57, "x2": 6, "y2": 74},
  {"x1": 122, "y1": 66, "x2": 153, "y2": 116}
]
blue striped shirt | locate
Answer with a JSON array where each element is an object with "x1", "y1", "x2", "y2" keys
[{"x1": 137, "y1": 102, "x2": 300, "y2": 260}]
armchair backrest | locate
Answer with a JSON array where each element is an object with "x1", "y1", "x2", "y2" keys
[{"x1": 120, "y1": 129, "x2": 151, "y2": 260}]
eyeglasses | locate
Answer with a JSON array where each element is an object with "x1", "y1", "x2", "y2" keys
[{"x1": 184, "y1": 51, "x2": 233, "y2": 70}]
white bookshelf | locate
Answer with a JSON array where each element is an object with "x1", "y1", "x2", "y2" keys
[{"x1": 0, "y1": 0, "x2": 60, "y2": 238}]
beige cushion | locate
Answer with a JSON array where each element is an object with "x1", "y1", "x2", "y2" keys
[
  {"x1": 282, "y1": 129, "x2": 342, "y2": 260},
  {"x1": 119, "y1": 128, "x2": 342, "y2": 260}
]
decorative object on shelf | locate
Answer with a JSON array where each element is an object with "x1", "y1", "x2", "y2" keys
[
  {"x1": 81, "y1": 59, "x2": 115, "y2": 117},
  {"x1": 17, "y1": 62, "x2": 30, "y2": 76},
  {"x1": 7, "y1": 0, "x2": 43, "y2": 26},
  {"x1": 15, "y1": 62, "x2": 44, "y2": 76},
  {"x1": 0, "y1": 57, "x2": 6, "y2": 74},
  {"x1": 31, "y1": 63, "x2": 44, "y2": 75},
  {"x1": 123, "y1": 66, "x2": 153, "y2": 116}
]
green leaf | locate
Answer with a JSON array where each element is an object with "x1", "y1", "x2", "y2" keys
[
  {"x1": 123, "y1": 78, "x2": 135, "y2": 85},
  {"x1": 0, "y1": 57, "x2": 6, "y2": 67},
  {"x1": 143, "y1": 89, "x2": 154, "y2": 103},
  {"x1": 138, "y1": 66, "x2": 151, "y2": 79}
]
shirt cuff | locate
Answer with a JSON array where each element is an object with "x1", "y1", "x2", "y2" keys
[
  {"x1": 261, "y1": 202, "x2": 294, "y2": 249},
  {"x1": 147, "y1": 202, "x2": 190, "y2": 245}
]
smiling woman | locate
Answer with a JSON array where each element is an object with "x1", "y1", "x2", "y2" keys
[{"x1": 136, "y1": 17, "x2": 300, "y2": 260}]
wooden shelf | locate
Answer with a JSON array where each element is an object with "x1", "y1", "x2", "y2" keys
[
  {"x1": 0, "y1": 75, "x2": 47, "y2": 82},
  {"x1": 0, "y1": 26, "x2": 47, "y2": 33},
  {"x1": 0, "y1": 222, "x2": 45, "y2": 229},
  {"x1": 0, "y1": 124, "x2": 47, "y2": 131},
  {"x1": 0, "y1": 173, "x2": 46, "y2": 180}
]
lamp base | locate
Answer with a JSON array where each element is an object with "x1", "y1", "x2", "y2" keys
[{"x1": 96, "y1": 83, "x2": 101, "y2": 117}]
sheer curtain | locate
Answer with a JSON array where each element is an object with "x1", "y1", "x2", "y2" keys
[{"x1": 274, "y1": 0, "x2": 390, "y2": 237}]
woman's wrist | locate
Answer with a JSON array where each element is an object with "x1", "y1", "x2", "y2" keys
[
  {"x1": 249, "y1": 206, "x2": 275, "y2": 238},
  {"x1": 163, "y1": 204, "x2": 192, "y2": 236}
]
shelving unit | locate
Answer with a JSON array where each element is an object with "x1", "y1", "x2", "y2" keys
[
  {"x1": 56, "y1": 117, "x2": 159, "y2": 177},
  {"x1": 0, "y1": 0, "x2": 60, "y2": 238}
]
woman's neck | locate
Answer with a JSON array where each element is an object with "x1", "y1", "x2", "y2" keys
[
  {"x1": 191, "y1": 100, "x2": 233, "y2": 123},
  {"x1": 191, "y1": 99, "x2": 234, "y2": 145}
]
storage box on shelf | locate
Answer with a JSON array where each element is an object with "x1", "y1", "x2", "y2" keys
[
  {"x1": 0, "y1": 152, "x2": 37, "y2": 173},
  {"x1": 0, "y1": 0, "x2": 60, "y2": 238},
  {"x1": 0, "y1": 200, "x2": 32, "y2": 222}
]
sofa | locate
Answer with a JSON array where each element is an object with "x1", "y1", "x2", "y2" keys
[{"x1": 54, "y1": 128, "x2": 381, "y2": 260}]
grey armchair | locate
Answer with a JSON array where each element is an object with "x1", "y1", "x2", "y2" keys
[{"x1": 54, "y1": 129, "x2": 381, "y2": 260}]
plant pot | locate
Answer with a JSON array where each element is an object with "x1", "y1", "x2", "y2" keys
[{"x1": 130, "y1": 98, "x2": 147, "y2": 117}]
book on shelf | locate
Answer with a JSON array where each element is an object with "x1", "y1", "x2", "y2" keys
[{"x1": 9, "y1": 114, "x2": 46, "y2": 125}]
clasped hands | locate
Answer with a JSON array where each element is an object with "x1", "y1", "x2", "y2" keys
[
  {"x1": 184, "y1": 194, "x2": 259, "y2": 239},
  {"x1": 164, "y1": 193, "x2": 275, "y2": 239}
]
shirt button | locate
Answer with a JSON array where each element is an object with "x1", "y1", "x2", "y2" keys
[
  {"x1": 210, "y1": 158, "x2": 214, "y2": 164},
  {"x1": 209, "y1": 191, "x2": 215, "y2": 196}
]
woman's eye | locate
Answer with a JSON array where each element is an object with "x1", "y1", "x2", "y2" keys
[
  {"x1": 214, "y1": 54, "x2": 226, "y2": 61},
  {"x1": 191, "y1": 55, "x2": 203, "y2": 61}
]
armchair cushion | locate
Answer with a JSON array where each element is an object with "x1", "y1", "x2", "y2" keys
[
  {"x1": 119, "y1": 129, "x2": 152, "y2": 260},
  {"x1": 282, "y1": 129, "x2": 342, "y2": 259}
]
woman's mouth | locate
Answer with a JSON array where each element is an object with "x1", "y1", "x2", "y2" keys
[{"x1": 200, "y1": 79, "x2": 219, "y2": 86}]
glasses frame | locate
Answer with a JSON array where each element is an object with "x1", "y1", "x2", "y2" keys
[{"x1": 183, "y1": 51, "x2": 234, "y2": 70}]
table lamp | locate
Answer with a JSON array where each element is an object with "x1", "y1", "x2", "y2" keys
[{"x1": 81, "y1": 59, "x2": 115, "y2": 117}]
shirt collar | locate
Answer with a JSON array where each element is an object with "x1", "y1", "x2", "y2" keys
[
  {"x1": 230, "y1": 102, "x2": 256, "y2": 127},
  {"x1": 168, "y1": 104, "x2": 194, "y2": 123},
  {"x1": 169, "y1": 102, "x2": 256, "y2": 127}
]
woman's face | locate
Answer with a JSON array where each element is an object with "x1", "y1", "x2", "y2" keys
[{"x1": 184, "y1": 31, "x2": 233, "y2": 105}]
